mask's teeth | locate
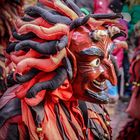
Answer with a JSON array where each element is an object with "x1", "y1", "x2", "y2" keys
[
  {"x1": 93, "y1": 80, "x2": 101, "y2": 86},
  {"x1": 93, "y1": 80, "x2": 105, "y2": 86}
]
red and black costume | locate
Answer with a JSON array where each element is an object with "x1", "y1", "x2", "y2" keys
[{"x1": 0, "y1": 0, "x2": 127, "y2": 139}]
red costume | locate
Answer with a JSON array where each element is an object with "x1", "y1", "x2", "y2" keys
[{"x1": 0, "y1": 0, "x2": 127, "y2": 139}]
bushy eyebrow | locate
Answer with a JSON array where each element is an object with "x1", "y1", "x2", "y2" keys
[{"x1": 79, "y1": 47, "x2": 104, "y2": 57}]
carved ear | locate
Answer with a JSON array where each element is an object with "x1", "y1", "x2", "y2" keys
[
  {"x1": 111, "y1": 31, "x2": 127, "y2": 40},
  {"x1": 114, "y1": 41, "x2": 128, "y2": 50}
]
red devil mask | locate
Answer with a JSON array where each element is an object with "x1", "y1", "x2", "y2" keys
[{"x1": 70, "y1": 25, "x2": 118, "y2": 104}]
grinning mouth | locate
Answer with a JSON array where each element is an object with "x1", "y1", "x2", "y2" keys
[{"x1": 93, "y1": 80, "x2": 105, "y2": 86}]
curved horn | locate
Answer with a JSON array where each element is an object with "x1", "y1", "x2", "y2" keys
[
  {"x1": 70, "y1": 15, "x2": 90, "y2": 30},
  {"x1": 56, "y1": 35, "x2": 68, "y2": 51},
  {"x1": 26, "y1": 66, "x2": 67, "y2": 98},
  {"x1": 10, "y1": 49, "x2": 42, "y2": 64},
  {"x1": 90, "y1": 13, "x2": 123, "y2": 19},
  {"x1": 25, "y1": 6, "x2": 72, "y2": 25}
]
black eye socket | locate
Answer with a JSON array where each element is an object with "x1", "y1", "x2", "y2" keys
[
  {"x1": 90, "y1": 58, "x2": 101, "y2": 67},
  {"x1": 96, "y1": 59, "x2": 100, "y2": 65}
]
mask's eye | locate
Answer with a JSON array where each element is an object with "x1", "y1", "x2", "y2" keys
[{"x1": 90, "y1": 58, "x2": 101, "y2": 67}]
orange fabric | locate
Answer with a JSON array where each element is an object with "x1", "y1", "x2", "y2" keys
[
  {"x1": 58, "y1": 104, "x2": 84, "y2": 139},
  {"x1": 21, "y1": 100, "x2": 39, "y2": 140},
  {"x1": 51, "y1": 79, "x2": 73, "y2": 101},
  {"x1": 42, "y1": 101, "x2": 62, "y2": 140},
  {"x1": 25, "y1": 90, "x2": 46, "y2": 106}
]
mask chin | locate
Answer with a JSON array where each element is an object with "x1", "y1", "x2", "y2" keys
[
  {"x1": 83, "y1": 83, "x2": 109, "y2": 104},
  {"x1": 85, "y1": 88, "x2": 109, "y2": 104}
]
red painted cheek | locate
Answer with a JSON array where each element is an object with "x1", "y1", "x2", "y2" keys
[{"x1": 85, "y1": 66, "x2": 105, "y2": 80}]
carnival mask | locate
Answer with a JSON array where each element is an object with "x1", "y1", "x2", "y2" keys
[{"x1": 70, "y1": 25, "x2": 121, "y2": 104}]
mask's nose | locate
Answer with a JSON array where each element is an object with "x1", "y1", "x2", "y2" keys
[{"x1": 101, "y1": 59, "x2": 117, "y2": 86}]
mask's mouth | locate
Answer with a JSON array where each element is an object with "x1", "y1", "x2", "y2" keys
[
  {"x1": 85, "y1": 79, "x2": 109, "y2": 104},
  {"x1": 89, "y1": 79, "x2": 107, "y2": 91}
]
